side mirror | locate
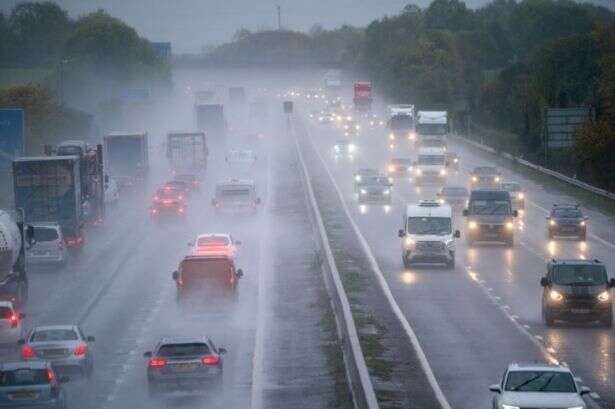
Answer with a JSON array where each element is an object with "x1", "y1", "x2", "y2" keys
[
  {"x1": 462, "y1": 209, "x2": 469, "y2": 217},
  {"x1": 58, "y1": 376, "x2": 70, "y2": 384},
  {"x1": 172, "y1": 270, "x2": 179, "y2": 281},
  {"x1": 398, "y1": 229, "x2": 405, "y2": 238},
  {"x1": 255, "y1": 198, "x2": 262, "y2": 205},
  {"x1": 218, "y1": 347, "x2": 228, "y2": 355},
  {"x1": 18, "y1": 313, "x2": 25, "y2": 319},
  {"x1": 86, "y1": 336, "x2": 96, "y2": 342},
  {"x1": 236, "y1": 269, "x2": 244, "y2": 278},
  {"x1": 513, "y1": 210, "x2": 518, "y2": 217},
  {"x1": 17, "y1": 338, "x2": 25, "y2": 345},
  {"x1": 489, "y1": 384, "x2": 502, "y2": 393},
  {"x1": 143, "y1": 351, "x2": 152, "y2": 358},
  {"x1": 609, "y1": 278, "x2": 615, "y2": 288},
  {"x1": 454, "y1": 230, "x2": 460, "y2": 238},
  {"x1": 580, "y1": 386, "x2": 591, "y2": 395},
  {"x1": 540, "y1": 277, "x2": 548, "y2": 287}
]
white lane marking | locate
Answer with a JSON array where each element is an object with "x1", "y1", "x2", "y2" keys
[
  {"x1": 303, "y1": 122, "x2": 452, "y2": 409},
  {"x1": 250, "y1": 144, "x2": 274, "y2": 409}
]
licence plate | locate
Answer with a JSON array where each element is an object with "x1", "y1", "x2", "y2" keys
[
  {"x1": 173, "y1": 363, "x2": 197, "y2": 372},
  {"x1": 571, "y1": 308, "x2": 590, "y2": 314},
  {"x1": 9, "y1": 392, "x2": 38, "y2": 400}
]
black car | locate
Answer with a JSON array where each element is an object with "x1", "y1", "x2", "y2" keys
[
  {"x1": 144, "y1": 337, "x2": 227, "y2": 396},
  {"x1": 463, "y1": 190, "x2": 517, "y2": 246},
  {"x1": 541, "y1": 259, "x2": 614, "y2": 327},
  {"x1": 547, "y1": 204, "x2": 587, "y2": 240}
]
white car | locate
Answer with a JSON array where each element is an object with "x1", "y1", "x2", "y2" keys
[
  {"x1": 105, "y1": 176, "x2": 119, "y2": 205},
  {"x1": 398, "y1": 200, "x2": 460, "y2": 269},
  {"x1": 26, "y1": 222, "x2": 68, "y2": 266},
  {"x1": 0, "y1": 301, "x2": 25, "y2": 344},
  {"x1": 490, "y1": 363, "x2": 591, "y2": 409},
  {"x1": 189, "y1": 233, "x2": 241, "y2": 258}
]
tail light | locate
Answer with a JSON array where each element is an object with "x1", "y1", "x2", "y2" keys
[
  {"x1": 9, "y1": 314, "x2": 18, "y2": 328},
  {"x1": 149, "y1": 358, "x2": 167, "y2": 367},
  {"x1": 178, "y1": 195, "x2": 184, "y2": 200},
  {"x1": 151, "y1": 208, "x2": 158, "y2": 214},
  {"x1": 21, "y1": 346, "x2": 34, "y2": 358},
  {"x1": 178, "y1": 207, "x2": 185, "y2": 214},
  {"x1": 153, "y1": 196, "x2": 160, "y2": 201},
  {"x1": 201, "y1": 355, "x2": 219, "y2": 365},
  {"x1": 47, "y1": 368, "x2": 55, "y2": 382},
  {"x1": 74, "y1": 344, "x2": 87, "y2": 356}
]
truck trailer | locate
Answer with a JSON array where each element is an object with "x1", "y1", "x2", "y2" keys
[
  {"x1": 167, "y1": 131, "x2": 208, "y2": 173},
  {"x1": 103, "y1": 132, "x2": 149, "y2": 189}
]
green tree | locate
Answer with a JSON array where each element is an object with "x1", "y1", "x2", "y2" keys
[
  {"x1": 9, "y1": 1, "x2": 72, "y2": 66},
  {"x1": 425, "y1": 0, "x2": 476, "y2": 31}
]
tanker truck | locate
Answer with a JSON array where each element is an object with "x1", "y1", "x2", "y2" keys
[{"x1": 0, "y1": 210, "x2": 31, "y2": 307}]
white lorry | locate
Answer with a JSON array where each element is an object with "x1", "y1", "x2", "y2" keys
[{"x1": 416, "y1": 111, "x2": 448, "y2": 145}]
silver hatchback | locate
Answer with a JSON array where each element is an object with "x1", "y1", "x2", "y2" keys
[
  {"x1": 19, "y1": 325, "x2": 95, "y2": 378},
  {"x1": 26, "y1": 223, "x2": 67, "y2": 266}
]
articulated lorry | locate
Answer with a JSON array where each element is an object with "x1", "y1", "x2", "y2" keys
[
  {"x1": 167, "y1": 132, "x2": 208, "y2": 173},
  {"x1": 416, "y1": 111, "x2": 449, "y2": 145},
  {"x1": 13, "y1": 156, "x2": 84, "y2": 249},
  {"x1": 104, "y1": 132, "x2": 149, "y2": 188},
  {"x1": 0, "y1": 210, "x2": 31, "y2": 306}
]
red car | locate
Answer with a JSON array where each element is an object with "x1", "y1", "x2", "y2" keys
[{"x1": 153, "y1": 187, "x2": 185, "y2": 204}]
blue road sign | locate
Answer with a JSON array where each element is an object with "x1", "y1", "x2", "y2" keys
[{"x1": 0, "y1": 109, "x2": 24, "y2": 169}]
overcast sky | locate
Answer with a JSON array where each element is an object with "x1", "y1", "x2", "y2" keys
[{"x1": 3, "y1": 0, "x2": 611, "y2": 53}]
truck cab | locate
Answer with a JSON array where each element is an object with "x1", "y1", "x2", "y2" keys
[
  {"x1": 398, "y1": 200, "x2": 460, "y2": 269},
  {"x1": 416, "y1": 111, "x2": 448, "y2": 144},
  {"x1": 463, "y1": 190, "x2": 517, "y2": 246},
  {"x1": 413, "y1": 147, "x2": 447, "y2": 185},
  {"x1": 387, "y1": 105, "x2": 416, "y2": 143}
]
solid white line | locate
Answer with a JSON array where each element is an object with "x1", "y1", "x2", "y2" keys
[{"x1": 303, "y1": 121, "x2": 452, "y2": 409}]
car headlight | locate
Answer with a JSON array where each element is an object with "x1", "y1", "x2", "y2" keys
[
  {"x1": 438, "y1": 198, "x2": 445, "y2": 204},
  {"x1": 347, "y1": 116, "x2": 352, "y2": 121},
  {"x1": 471, "y1": 176, "x2": 477, "y2": 182},
  {"x1": 598, "y1": 290, "x2": 610, "y2": 302},
  {"x1": 319, "y1": 117, "x2": 323, "y2": 121},
  {"x1": 348, "y1": 144, "x2": 356, "y2": 152},
  {"x1": 356, "y1": 125, "x2": 361, "y2": 130},
  {"x1": 453, "y1": 158, "x2": 458, "y2": 163},
  {"x1": 517, "y1": 192, "x2": 524, "y2": 199},
  {"x1": 580, "y1": 220, "x2": 586, "y2": 226},
  {"x1": 344, "y1": 125, "x2": 349, "y2": 130},
  {"x1": 409, "y1": 132, "x2": 416, "y2": 140},
  {"x1": 383, "y1": 189, "x2": 390, "y2": 195},
  {"x1": 389, "y1": 133, "x2": 395, "y2": 140},
  {"x1": 415, "y1": 169, "x2": 423, "y2": 176},
  {"x1": 495, "y1": 176, "x2": 501, "y2": 182},
  {"x1": 355, "y1": 175, "x2": 361, "y2": 182},
  {"x1": 360, "y1": 189, "x2": 367, "y2": 195},
  {"x1": 468, "y1": 221, "x2": 478, "y2": 229},
  {"x1": 388, "y1": 165, "x2": 395, "y2": 172},
  {"x1": 405, "y1": 237, "x2": 414, "y2": 247},
  {"x1": 549, "y1": 219, "x2": 556, "y2": 226},
  {"x1": 501, "y1": 405, "x2": 520, "y2": 409},
  {"x1": 505, "y1": 221, "x2": 514, "y2": 230},
  {"x1": 334, "y1": 145, "x2": 340, "y2": 152},
  {"x1": 439, "y1": 169, "x2": 447, "y2": 176},
  {"x1": 550, "y1": 290, "x2": 564, "y2": 302}
]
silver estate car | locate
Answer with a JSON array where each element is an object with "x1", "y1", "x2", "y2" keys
[
  {"x1": 20, "y1": 325, "x2": 95, "y2": 378},
  {"x1": 0, "y1": 361, "x2": 68, "y2": 409}
]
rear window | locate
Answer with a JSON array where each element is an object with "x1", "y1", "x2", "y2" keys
[
  {"x1": 0, "y1": 307, "x2": 13, "y2": 319},
  {"x1": 33, "y1": 227, "x2": 59, "y2": 242},
  {"x1": 31, "y1": 329, "x2": 78, "y2": 342},
  {"x1": 158, "y1": 343, "x2": 210, "y2": 357},
  {"x1": 197, "y1": 237, "x2": 230, "y2": 246},
  {"x1": 0, "y1": 369, "x2": 49, "y2": 386}
]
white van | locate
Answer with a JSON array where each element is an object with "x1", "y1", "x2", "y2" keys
[
  {"x1": 414, "y1": 147, "x2": 447, "y2": 185},
  {"x1": 398, "y1": 200, "x2": 460, "y2": 268}
]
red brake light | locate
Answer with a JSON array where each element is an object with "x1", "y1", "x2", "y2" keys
[
  {"x1": 9, "y1": 314, "x2": 18, "y2": 328},
  {"x1": 149, "y1": 358, "x2": 167, "y2": 367},
  {"x1": 201, "y1": 355, "x2": 219, "y2": 365},
  {"x1": 21, "y1": 346, "x2": 34, "y2": 358},
  {"x1": 154, "y1": 196, "x2": 160, "y2": 201},
  {"x1": 74, "y1": 344, "x2": 87, "y2": 356},
  {"x1": 47, "y1": 368, "x2": 55, "y2": 382}
]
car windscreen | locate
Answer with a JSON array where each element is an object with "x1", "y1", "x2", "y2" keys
[
  {"x1": 418, "y1": 155, "x2": 445, "y2": 165},
  {"x1": 470, "y1": 199, "x2": 511, "y2": 215},
  {"x1": 552, "y1": 264, "x2": 607, "y2": 286},
  {"x1": 417, "y1": 123, "x2": 447, "y2": 135},
  {"x1": 157, "y1": 343, "x2": 210, "y2": 358},
  {"x1": 407, "y1": 217, "x2": 451, "y2": 235},
  {"x1": 505, "y1": 371, "x2": 576, "y2": 393},
  {"x1": 390, "y1": 115, "x2": 414, "y2": 129},
  {"x1": 0, "y1": 369, "x2": 49, "y2": 386},
  {"x1": 0, "y1": 307, "x2": 13, "y2": 319},
  {"x1": 33, "y1": 227, "x2": 59, "y2": 242},
  {"x1": 442, "y1": 187, "x2": 468, "y2": 196},
  {"x1": 473, "y1": 167, "x2": 497, "y2": 175},
  {"x1": 197, "y1": 237, "x2": 230, "y2": 246},
  {"x1": 552, "y1": 208, "x2": 582, "y2": 218},
  {"x1": 31, "y1": 329, "x2": 78, "y2": 342}
]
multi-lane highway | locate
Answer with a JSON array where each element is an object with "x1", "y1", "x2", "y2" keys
[{"x1": 299, "y1": 95, "x2": 615, "y2": 408}]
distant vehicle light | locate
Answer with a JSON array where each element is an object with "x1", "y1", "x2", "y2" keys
[
  {"x1": 355, "y1": 175, "x2": 361, "y2": 182},
  {"x1": 580, "y1": 220, "x2": 586, "y2": 226},
  {"x1": 21, "y1": 346, "x2": 34, "y2": 358},
  {"x1": 471, "y1": 176, "x2": 478, "y2": 182},
  {"x1": 388, "y1": 165, "x2": 395, "y2": 172},
  {"x1": 415, "y1": 169, "x2": 423, "y2": 176},
  {"x1": 597, "y1": 291, "x2": 610, "y2": 302},
  {"x1": 389, "y1": 133, "x2": 395, "y2": 140},
  {"x1": 453, "y1": 158, "x2": 458, "y2": 163},
  {"x1": 549, "y1": 220, "x2": 556, "y2": 226},
  {"x1": 505, "y1": 222, "x2": 514, "y2": 230},
  {"x1": 468, "y1": 221, "x2": 478, "y2": 230},
  {"x1": 439, "y1": 169, "x2": 447, "y2": 176},
  {"x1": 495, "y1": 176, "x2": 501, "y2": 182},
  {"x1": 549, "y1": 290, "x2": 564, "y2": 302}
]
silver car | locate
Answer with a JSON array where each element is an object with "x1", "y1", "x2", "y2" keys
[
  {"x1": 20, "y1": 325, "x2": 95, "y2": 378},
  {"x1": 490, "y1": 363, "x2": 591, "y2": 409},
  {"x1": 26, "y1": 223, "x2": 68, "y2": 266},
  {"x1": 0, "y1": 361, "x2": 68, "y2": 409}
]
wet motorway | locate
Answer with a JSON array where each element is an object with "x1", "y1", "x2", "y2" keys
[{"x1": 301, "y1": 92, "x2": 615, "y2": 409}]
